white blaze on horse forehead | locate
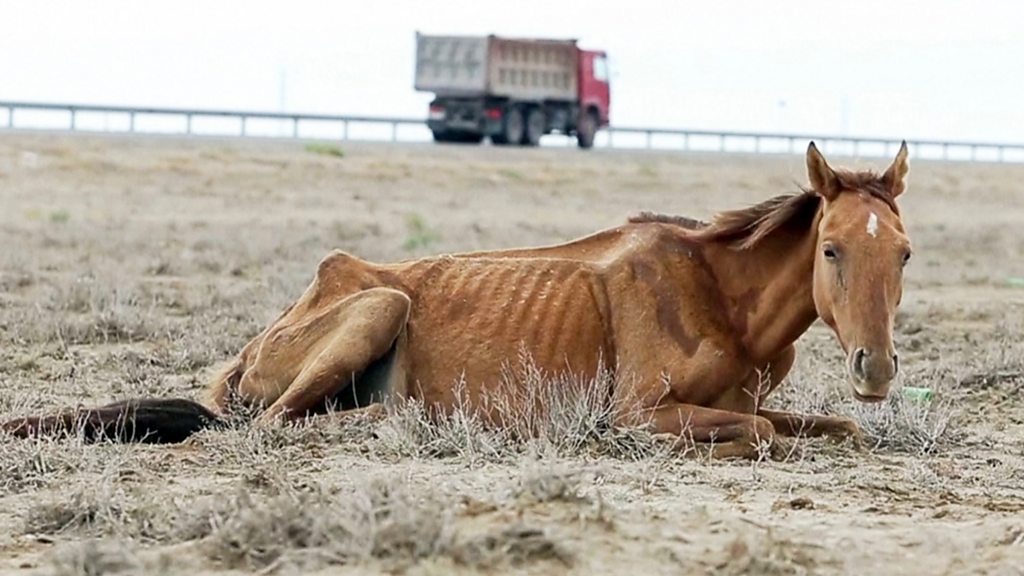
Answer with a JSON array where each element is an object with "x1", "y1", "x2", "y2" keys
[{"x1": 866, "y1": 212, "x2": 879, "y2": 238}]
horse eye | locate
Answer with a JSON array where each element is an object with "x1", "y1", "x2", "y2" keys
[
  {"x1": 902, "y1": 251, "x2": 912, "y2": 265},
  {"x1": 823, "y1": 247, "x2": 838, "y2": 261}
]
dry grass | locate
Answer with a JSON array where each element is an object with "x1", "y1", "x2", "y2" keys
[
  {"x1": 713, "y1": 531, "x2": 824, "y2": 576},
  {"x1": 371, "y1": 357, "x2": 668, "y2": 465},
  {"x1": 48, "y1": 541, "x2": 158, "y2": 576},
  {"x1": 773, "y1": 364, "x2": 962, "y2": 456},
  {"x1": 22, "y1": 467, "x2": 576, "y2": 574},
  {"x1": 3, "y1": 357, "x2": 646, "y2": 573},
  {"x1": 2, "y1": 134, "x2": 1023, "y2": 574}
]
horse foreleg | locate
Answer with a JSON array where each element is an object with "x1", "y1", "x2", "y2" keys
[
  {"x1": 630, "y1": 403, "x2": 778, "y2": 459},
  {"x1": 757, "y1": 409, "x2": 862, "y2": 446},
  {"x1": 253, "y1": 288, "x2": 411, "y2": 425}
]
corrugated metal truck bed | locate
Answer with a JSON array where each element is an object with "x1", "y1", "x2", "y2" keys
[{"x1": 415, "y1": 34, "x2": 578, "y2": 101}]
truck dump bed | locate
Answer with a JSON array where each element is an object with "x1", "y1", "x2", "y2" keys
[{"x1": 415, "y1": 34, "x2": 579, "y2": 101}]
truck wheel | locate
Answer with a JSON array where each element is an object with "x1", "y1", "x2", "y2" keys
[
  {"x1": 577, "y1": 111, "x2": 598, "y2": 149},
  {"x1": 493, "y1": 107, "x2": 524, "y2": 146},
  {"x1": 523, "y1": 108, "x2": 545, "y2": 146}
]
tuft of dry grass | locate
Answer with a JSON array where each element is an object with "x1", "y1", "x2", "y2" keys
[
  {"x1": 451, "y1": 525, "x2": 573, "y2": 569},
  {"x1": 486, "y1": 352, "x2": 664, "y2": 460},
  {"x1": 199, "y1": 479, "x2": 454, "y2": 570},
  {"x1": 514, "y1": 464, "x2": 591, "y2": 505},
  {"x1": 48, "y1": 540, "x2": 159, "y2": 576},
  {"x1": 0, "y1": 435, "x2": 140, "y2": 496},
  {"x1": 370, "y1": 355, "x2": 669, "y2": 465},
  {"x1": 372, "y1": 393, "x2": 511, "y2": 464}
]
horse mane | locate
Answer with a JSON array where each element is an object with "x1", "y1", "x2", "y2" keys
[
  {"x1": 629, "y1": 169, "x2": 899, "y2": 250},
  {"x1": 627, "y1": 212, "x2": 709, "y2": 230}
]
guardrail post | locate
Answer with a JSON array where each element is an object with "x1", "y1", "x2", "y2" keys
[
  {"x1": 391, "y1": 122, "x2": 397, "y2": 142},
  {"x1": 998, "y1": 146, "x2": 1005, "y2": 162},
  {"x1": 186, "y1": 114, "x2": 193, "y2": 135},
  {"x1": 646, "y1": 131, "x2": 652, "y2": 149},
  {"x1": 788, "y1": 137, "x2": 795, "y2": 154},
  {"x1": 719, "y1": 135, "x2": 725, "y2": 152},
  {"x1": 342, "y1": 120, "x2": 349, "y2": 140},
  {"x1": 240, "y1": 116, "x2": 247, "y2": 137},
  {"x1": 292, "y1": 117, "x2": 299, "y2": 138},
  {"x1": 682, "y1": 132, "x2": 689, "y2": 151},
  {"x1": 6, "y1": 106, "x2": 13, "y2": 128},
  {"x1": 754, "y1": 136, "x2": 761, "y2": 153},
  {"x1": 128, "y1": 112, "x2": 135, "y2": 133},
  {"x1": 70, "y1": 108, "x2": 76, "y2": 130},
  {"x1": 970, "y1": 145, "x2": 977, "y2": 161}
]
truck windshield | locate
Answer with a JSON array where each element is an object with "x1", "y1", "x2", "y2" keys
[{"x1": 593, "y1": 56, "x2": 609, "y2": 82}]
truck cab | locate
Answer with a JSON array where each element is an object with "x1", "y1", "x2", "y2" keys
[{"x1": 576, "y1": 49, "x2": 612, "y2": 147}]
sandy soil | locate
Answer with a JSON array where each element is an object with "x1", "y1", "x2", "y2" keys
[{"x1": 0, "y1": 133, "x2": 1022, "y2": 575}]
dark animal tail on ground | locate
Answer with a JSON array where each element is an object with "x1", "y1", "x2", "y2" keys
[{"x1": 1, "y1": 398, "x2": 220, "y2": 444}]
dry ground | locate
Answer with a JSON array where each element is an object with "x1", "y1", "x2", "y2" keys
[{"x1": 1, "y1": 133, "x2": 1023, "y2": 575}]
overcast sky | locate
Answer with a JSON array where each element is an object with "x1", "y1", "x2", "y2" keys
[{"x1": 1, "y1": 1, "x2": 1021, "y2": 143}]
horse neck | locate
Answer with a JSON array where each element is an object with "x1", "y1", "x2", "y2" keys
[{"x1": 703, "y1": 218, "x2": 821, "y2": 365}]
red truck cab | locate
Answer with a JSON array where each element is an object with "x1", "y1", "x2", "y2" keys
[
  {"x1": 579, "y1": 50, "x2": 611, "y2": 126},
  {"x1": 572, "y1": 49, "x2": 611, "y2": 147}
]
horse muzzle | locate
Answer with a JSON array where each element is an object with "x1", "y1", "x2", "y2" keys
[{"x1": 848, "y1": 347, "x2": 898, "y2": 402}]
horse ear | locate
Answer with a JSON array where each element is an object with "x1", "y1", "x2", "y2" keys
[
  {"x1": 806, "y1": 142, "x2": 839, "y2": 200},
  {"x1": 882, "y1": 141, "x2": 910, "y2": 197}
]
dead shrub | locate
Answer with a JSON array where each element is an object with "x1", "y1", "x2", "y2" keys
[
  {"x1": 372, "y1": 389, "x2": 510, "y2": 463},
  {"x1": 373, "y1": 354, "x2": 666, "y2": 464}
]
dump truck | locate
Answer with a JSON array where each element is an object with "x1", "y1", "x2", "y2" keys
[{"x1": 414, "y1": 33, "x2": 611, "y2": 148}]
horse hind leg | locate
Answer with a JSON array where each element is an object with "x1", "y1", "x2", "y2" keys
[
  {"x1": 326, "y1": 328, "x2": 408, "y2": 412},
  {"x1": 253, "y1": 287, "x2": 411, "y2": 425}
]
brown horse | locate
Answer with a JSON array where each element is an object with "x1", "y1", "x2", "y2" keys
[{"x1": 3, "y1": 142, "x2": 912, "y2": 458}]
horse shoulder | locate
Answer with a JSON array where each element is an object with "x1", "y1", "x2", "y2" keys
[{"x1": 601, "y1": 230, "x2": 752, "y2": 398}]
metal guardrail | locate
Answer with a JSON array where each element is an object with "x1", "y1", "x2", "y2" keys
[
  {"x1": 606, "y1": 126, "x2": 1024, "y2": 162},
  {"x1": 0, "y1": 100, "x2": 423, "y2": 142},
  {"x1": 2, "y1": 100, "x2": 1023, "y2": 162}
]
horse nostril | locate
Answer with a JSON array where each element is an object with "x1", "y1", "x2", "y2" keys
[
  {"x1": 893, "y1": 354, "x2": 899, "y2": 374},
  {"x1": 852, "y1": 348, "x2": 868, "y2": 380}
]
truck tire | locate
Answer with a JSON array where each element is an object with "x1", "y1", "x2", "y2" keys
[
  {"x1": 523, "y1": 108, "x2": 545, "y2": 147},
  {"x1": 577, "y1": 111, "x2": 598, "y2": 149},
  {"x1": 492, "y1": 106, "x2": 525, "y2": 146}
]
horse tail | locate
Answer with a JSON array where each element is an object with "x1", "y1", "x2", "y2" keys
[
  {"x1": 203, "y1": 356, "x2": 246, "y2": 414},
  {"x1": 1, "y1": 397, "x2": 220, "y2": 444}
]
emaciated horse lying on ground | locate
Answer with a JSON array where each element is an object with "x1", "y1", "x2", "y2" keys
[{"x1": 3, "y1": 142, "x2": 913, "y2": 458}]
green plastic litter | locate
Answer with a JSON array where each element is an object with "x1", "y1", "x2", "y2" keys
[{"x1": 902, "y1": 386, "x2": 934, "y2": 402}]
